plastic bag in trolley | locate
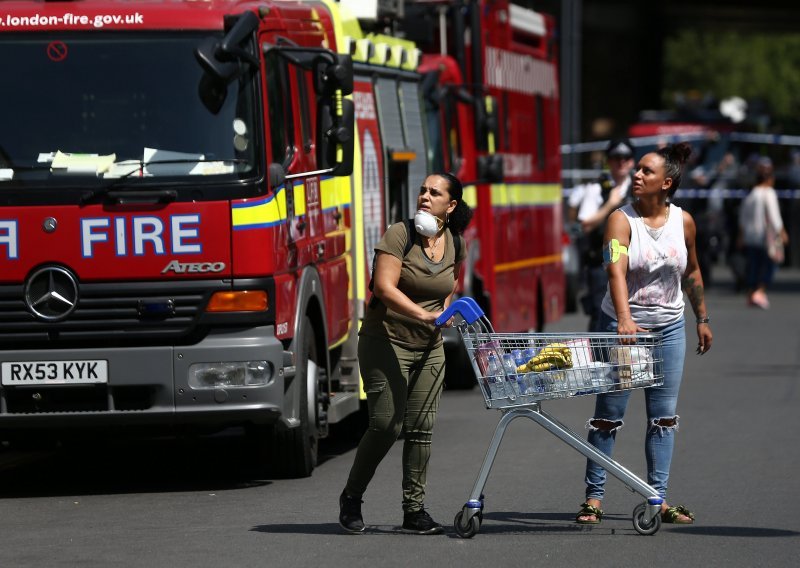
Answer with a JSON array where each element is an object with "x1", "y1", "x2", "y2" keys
[{"x1": 609, "y1": 345, "x2": 655, "y2": 388}]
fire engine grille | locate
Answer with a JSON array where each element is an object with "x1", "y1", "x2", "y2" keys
[
  {"x1": 3, "y1": 385, "x2": 155, "y2": 413},
  {"x1": 0, "y1": 280, "x2": 215, "y2": 345}
]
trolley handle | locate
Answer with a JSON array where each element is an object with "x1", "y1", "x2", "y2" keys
[{"x1": 435, "y1": 297, "x2": 484, "y2": 326}]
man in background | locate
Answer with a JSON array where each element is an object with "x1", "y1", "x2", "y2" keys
[{"x1": 568, "y1": 138, "x2": 635, "y2": 331}]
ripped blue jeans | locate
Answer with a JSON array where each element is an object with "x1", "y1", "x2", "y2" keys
[{"x1": 584, "y1": 313, "x2": 686, "y2": 501}]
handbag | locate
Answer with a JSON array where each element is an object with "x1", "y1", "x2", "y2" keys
[{"x1": 765, "y1": 211, "x2": 784, "y2": 264}]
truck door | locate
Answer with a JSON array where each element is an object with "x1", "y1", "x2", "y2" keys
[
  {"x1": 263, "y1": 45, "x2": 302, "y2": 268},
  {"x1": 262, "y1": 37, "x2": 350, "y2": 344}
]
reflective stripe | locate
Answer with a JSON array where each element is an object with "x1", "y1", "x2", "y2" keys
[
  {"x1": 231, "y1": 176, "x2": 352, "y2": 230},
  {"x1": 462, "y1": 183, "x2": 562, "y2": 208},
  {"x1": 320, "y1": 175, "x2": 351, "y2": 212},
  {"x1": 293, "y1": 181, "x2": 306, "y2": 216},
  {"x1": 491, "y1": 183, "x2": 562, "y2": 207},
  {"x1": 495, "y1": 253, "x2": 562, "y2": 273},
  {"x1": 463, "y1": 184, "x2": 477, "y2": 208},
  {"x1": 231, "y1": 187, "x2": 287, "y2": 229}
]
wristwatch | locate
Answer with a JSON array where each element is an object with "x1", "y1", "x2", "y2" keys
[{"x1": 696, "y1": 316, "x2": 710, "y2": 324}]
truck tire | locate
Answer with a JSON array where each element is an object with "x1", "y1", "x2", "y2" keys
[
  {"x1": 273, "y1": 315, "x2": 320, "y2": 478},
  {"x1": 246, "y1": 316, "x2": 322, "y2": 479}
]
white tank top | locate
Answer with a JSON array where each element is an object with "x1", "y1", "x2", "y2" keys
[{"x1": 601, "y1": 203, "x2": 687, "y2": 326}]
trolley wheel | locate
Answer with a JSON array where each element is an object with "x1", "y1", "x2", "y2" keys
[
  {"x1": 453, "y1": 510, "x2": 481, "y2": 538},
  {"x1": 632, "y1": 502, "x2": 662, "y2": 535}
]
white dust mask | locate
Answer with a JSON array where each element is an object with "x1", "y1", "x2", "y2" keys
[{"x1": 414, "y1": 210, "x2": 440, "y2": 237}]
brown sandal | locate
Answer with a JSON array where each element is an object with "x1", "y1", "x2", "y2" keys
[
  {"x1": 576, "y1": 502, "x2": 603, "y2": 524},
  {"x1": 661, "y1": 505, "x2": 695, "y2": 524}
]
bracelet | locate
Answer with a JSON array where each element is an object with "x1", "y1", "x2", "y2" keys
[{"x1": 696, "y1": 317, "x2": 710, "y2": 324}]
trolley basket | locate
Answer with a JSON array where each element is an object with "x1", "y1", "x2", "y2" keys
[{"x1": 436, "y1": 297, "x2": 668, "y2": 537}]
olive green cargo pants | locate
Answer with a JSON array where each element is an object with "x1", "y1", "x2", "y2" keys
[{"x1": 344, "y1": 334, "x2": 446, "y2": 513}]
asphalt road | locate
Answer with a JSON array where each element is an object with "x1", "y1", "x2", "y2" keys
[{"x1": 1, "y1": 266, "x2": 799, "y2": 567}]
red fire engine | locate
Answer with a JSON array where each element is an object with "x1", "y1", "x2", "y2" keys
[
  {"x1": 333, "y1": 0, "x2": 564, "y2": 388},
  {"x1": 397, "y1": 0, "x2": 565, "y2": 333},
  {"x1": 372, "y1": 1, "x2": 565, "y2": 385},
  {"x1": 0, "y1": 0, "x2": 364, "y2": 477},
  {"x1": 0, "y1": 0, "x2": 564, "y2": 474}
]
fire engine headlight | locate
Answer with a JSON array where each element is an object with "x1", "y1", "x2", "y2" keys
[{"x1": 188, "y1": 361, "x2": 273, "y2": 389}]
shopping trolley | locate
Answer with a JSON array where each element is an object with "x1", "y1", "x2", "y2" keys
[{"x1": 436, "y1": 297, "x2": 667, "y2": 537}]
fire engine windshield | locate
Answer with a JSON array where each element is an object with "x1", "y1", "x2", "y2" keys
[{"x1": 0, "y1": 34, "x2": 258, "y2": 187}]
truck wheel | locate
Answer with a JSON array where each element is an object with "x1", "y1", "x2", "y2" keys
[{"x1": 272, "y1": 316, "x2": 321, "y2": 478}]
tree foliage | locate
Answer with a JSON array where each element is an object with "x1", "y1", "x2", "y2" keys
[{"x1": 663, "y1": 30, "x2": 800, "y2": 122}]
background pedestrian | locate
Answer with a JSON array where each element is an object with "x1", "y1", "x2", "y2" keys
[
  {"x1": 737, "y1": 157, "x2": 789, "y2": 309},
  {"x1": 568, "y1": 138, "x2": 636, "y2": 331}
]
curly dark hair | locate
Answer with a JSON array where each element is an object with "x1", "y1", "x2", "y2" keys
[
  {"x1": 654, "y1": 142, "x2": 692, "y2": 197},
  {"x1": 434, "y1": 172, "x2": 474, "y2": 235}
]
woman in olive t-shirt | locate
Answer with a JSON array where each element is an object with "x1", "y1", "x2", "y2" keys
[{"x1": 339, "y1": 173, "x2": 472, "y2": 535}]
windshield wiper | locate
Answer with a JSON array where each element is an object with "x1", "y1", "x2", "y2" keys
[{"x1": 79, "y1": 158, "x2": 248, "y2": 205}]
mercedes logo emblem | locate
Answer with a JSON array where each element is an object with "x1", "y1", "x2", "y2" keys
[{"x1": 24, "y1": 266, "x2": 79, "y2": 322}]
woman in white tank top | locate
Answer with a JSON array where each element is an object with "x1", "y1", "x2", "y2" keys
[{"x1": 576, "y1": 143, "x2": 714, "y2": 527}]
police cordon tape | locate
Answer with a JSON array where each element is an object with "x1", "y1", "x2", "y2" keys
[
  {"x1": 561, "y1": 132, "x2": 800, "y2": 154},
  {"x1": 561, "y1": 187, "x2": 800, "y2": 200}
]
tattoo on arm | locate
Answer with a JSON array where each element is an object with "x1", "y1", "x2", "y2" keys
[{"x1": 682, "y1": 274, "x2": 704, "y2": 312}]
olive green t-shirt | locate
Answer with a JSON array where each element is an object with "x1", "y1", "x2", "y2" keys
[{"x1": 359, "y1": 222, "x2": 466, "y2": 350}]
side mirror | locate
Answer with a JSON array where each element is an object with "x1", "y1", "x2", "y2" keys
[
  {"x1": 219, "y1": 12, "x2": 260, "y2": 67},
  {"x1": 198, "y1": 73, "x2": 228, "y2": 115},
  {"x1": 334, "y1": 99, "x2": 355, "y2": 176},
  {"x1": 315, "y1": 54, "x2": 353, "y2": 96},
  {"x1": 196, "y1": 36, "x2": 239, "y2": 83},
  {"x1": 317, "y1": 97, "x2": 354, "y2": 177},
  {"x1": 476, "y1": 95, "x2": 500, "y2": 154},
  {"x1": 194, "y1": 11, "x2": 259, "y2": 82}
]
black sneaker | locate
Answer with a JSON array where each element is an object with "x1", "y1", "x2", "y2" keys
[
  {"x1": 339, "y1": 491, "x2": 365, "y2": 533},
  {"x1": 401, "y1": 509, "x2": 443, "y2": 535}
]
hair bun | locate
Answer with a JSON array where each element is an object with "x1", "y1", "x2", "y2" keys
[{"x1": 671, "y1": 142, "x2": 692, "y2": 166}]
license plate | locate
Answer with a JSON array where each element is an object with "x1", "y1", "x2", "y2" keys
[{"x1": 1, "y1": 360, "x2": 108, "y2": 386}]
